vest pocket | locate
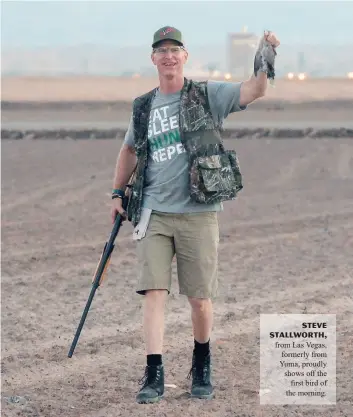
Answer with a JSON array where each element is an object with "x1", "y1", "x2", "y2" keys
[
  {"x1": 226, "y1": 150, "x2": 243, "y2": 192},
  {"x1": 190, "y1": 151, "x2": 243, "y2": 203},
  {"x1": 198, "y1": 155, "x2": 234, "y2": 192}
]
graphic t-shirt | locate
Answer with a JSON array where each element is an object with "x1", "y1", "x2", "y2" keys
[{"x1": 123, "y1": 80, "x2": 247, "y2": 213}]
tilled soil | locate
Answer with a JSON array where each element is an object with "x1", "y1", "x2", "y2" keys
[{"x1": 1, "y1": 137, "x2": 353, "y2": 417}]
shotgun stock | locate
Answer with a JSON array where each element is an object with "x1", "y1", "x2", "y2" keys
[{"x1": 68, "y1": 194, "x2": 129, "y2": 358}]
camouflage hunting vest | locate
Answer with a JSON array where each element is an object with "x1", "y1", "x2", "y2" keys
[{"x1": 127, "y1": 78, "x2": 243, "y2": 226}]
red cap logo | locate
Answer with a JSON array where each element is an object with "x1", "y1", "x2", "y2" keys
[{"x1": 161, "y1": 27, "x2": 175, "y2": 36}]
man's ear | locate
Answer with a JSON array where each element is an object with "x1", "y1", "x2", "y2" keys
[{"x1": 151, "y1": 52, "x2": 156, "y2": 65}]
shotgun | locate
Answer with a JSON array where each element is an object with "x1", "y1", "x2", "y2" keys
[{"x1": 68, "y1": 193, "x2": 130, "y2": 358}]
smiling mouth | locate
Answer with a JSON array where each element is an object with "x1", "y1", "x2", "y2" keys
[{"x1": 163, "y1": 63, "x2": 176, "y2": 67}]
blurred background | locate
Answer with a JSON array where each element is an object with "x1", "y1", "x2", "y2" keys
[
  {"x1": 2, "y1": 0, "x2": 353, "y2": 130},
  {"x1": 1, "y1": 1, "x2": 353, "y2": 80}
]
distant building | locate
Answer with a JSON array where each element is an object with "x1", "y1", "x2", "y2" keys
[{"x1": 227, "y1": 27, "x2": 259, "y2": 78}]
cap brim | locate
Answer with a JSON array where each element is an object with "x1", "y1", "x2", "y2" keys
[{"x1": 152, "y1": 39, "x2": 184, "y2": 48}]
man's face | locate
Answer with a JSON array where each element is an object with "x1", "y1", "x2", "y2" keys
[{"x1": 151, "y1": 40, "x2": 188, "y2": 78}]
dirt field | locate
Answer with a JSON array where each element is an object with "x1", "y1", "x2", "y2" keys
[
  {"x1": 2, "y1": 76, "x2": 353, "y2": 135},
  {"x1": 2, "y1": 134, "x2": 353, "y2": 416},
  {"x1": 2, "y1": 76, "x2": 353, "y2": 103}
]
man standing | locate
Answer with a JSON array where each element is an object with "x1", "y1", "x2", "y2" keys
[{"x1": 111, "y1": 26, "x2": 280, "y2": 404}]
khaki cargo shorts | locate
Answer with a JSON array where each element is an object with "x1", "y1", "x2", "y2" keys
[{"x1": 136, "y1": 211, "x2": 219, "y2": 299}]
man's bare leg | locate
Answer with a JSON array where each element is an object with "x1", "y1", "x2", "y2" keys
[
  {"x1": 136, "y1": 289, "x2": 168, "y2": 404},
  {"x1": 188, "y1": 297, "x2": 213, "y2": 343},
  {"x1": 143, "y1": 289, "x2": 168, "y2": 354}
]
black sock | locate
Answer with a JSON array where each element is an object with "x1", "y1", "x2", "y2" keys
[
  {"x1": 194, "y1": 339, "x2": 210, "y2": 360},
  {"x1": 147, "y1": 354, "x2": 162, "y2": 366}
]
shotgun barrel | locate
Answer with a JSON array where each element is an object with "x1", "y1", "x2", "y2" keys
[{"x1": 68, "y1": 195, "x2": 129, "y2": 358}]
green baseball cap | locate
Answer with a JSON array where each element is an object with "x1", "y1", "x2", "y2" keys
[{"x1": 152, "y1": 26, "x2": 184, "y2": 48}]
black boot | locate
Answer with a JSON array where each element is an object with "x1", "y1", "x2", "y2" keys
[
  {"x1": 188, "y1": 352, "x2": 214, "y2": 399},
  {"x1": 136, "y1": 364, "x2": 164, "y2": 404}
]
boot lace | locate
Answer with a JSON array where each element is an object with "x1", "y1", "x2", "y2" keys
[
  {"x1": 187, "y1": 358, "x2": 209, "y2": 384},
  {"x1": 138, "y1": 366, "x2": 161, "y2": 389},
  {"x1": 138, "y1": 367, "x2": 148, "y2": 387}
]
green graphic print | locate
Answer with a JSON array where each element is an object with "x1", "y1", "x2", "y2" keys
[{"x1": 147, "y1": 105, "x2": 185, "y2": 163}]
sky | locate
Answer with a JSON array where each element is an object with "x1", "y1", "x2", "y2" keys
[{"x1": 1, "y1": 1, "x2": 353, "y2": 49}]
